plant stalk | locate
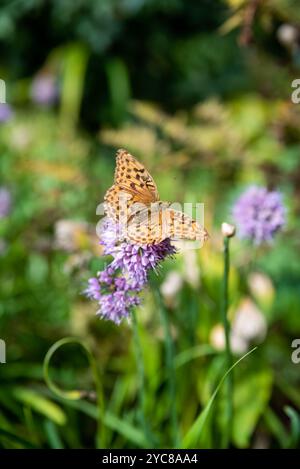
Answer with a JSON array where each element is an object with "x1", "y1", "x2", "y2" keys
[
  {"x1": 131, "y1": 309, "x2": 154, "y2": 447},
  {"x1": 221, "y1": 236, "x2": 234, "y2": 448},
  {"x1": 157, "y1": 293, "x2": 180, "y2": 448}
]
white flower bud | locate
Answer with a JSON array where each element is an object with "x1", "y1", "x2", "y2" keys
[
  {"x1": 221, "y1": 222, "x2": 236, "y2": 238},
  {"x1": 277, "y1": 24, "x2": 298, "y2": 47}
]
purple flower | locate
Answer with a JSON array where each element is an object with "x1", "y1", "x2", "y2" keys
[
  {"x1": 85, "y1": 268, "x2": 140, "y2": 324},
  {"x1": 0, "y1": 188, "x2": 11, "y2": 218},
  {"x1": 31, "y1": 74, "x2": 58, "y2": 106},
  {"x1": 0, "y1": 104, "x2": 13, "y2": 123},
  {"x1": 232, "y1": 186, "x2": 285, "y2": 244},
  {"x1": 111, "y1": 239, "x2": 176, "y2": 289},
  {"x1": 98, "y1": 217, "x2": 120, "y2": 253},
  {"x1": 85, "y1": 277, "x2": 102, "y2": 301},
  {"x1": 85, "y1": 217, "x2": 176, "y2": 324},
  {"x1": 97, "y1": 291, "x2": 140, "y2": 325}
]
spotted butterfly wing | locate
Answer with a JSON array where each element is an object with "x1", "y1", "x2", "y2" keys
[
  {"x1": 104, "y1": 149, "x2": 159, "y2": 221},
  {"x1": 126, "y1": 205, "x2": 209, "y2": 245}
]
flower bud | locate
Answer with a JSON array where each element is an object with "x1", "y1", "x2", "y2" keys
[
  {"x1": 277, "y1": 24, "x2": 298, "y2": 48},
  {"x1": 221, "y1": 222, "x2": 236, "y2": 238}
]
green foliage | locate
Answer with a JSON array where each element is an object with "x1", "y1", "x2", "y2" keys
[{"x1": 1, "y1": 0, "x2": 300, "y2": 450}]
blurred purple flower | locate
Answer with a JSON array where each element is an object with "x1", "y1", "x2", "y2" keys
[
  {"x1": 0, "y1": 103, "x2": 13, "y2": 122},
  {"x1": 0, "y1": 187, "x2": 11, "y2": 218},
  {"x1": 85, "y1": 218, "x2": 176, "y2": 324},
  {"x1": 31, "y1": 74, "x2": 58, "y2": 106},
  {"x1": 232, "y1": 186, "x2": 285, "y2": 244}
]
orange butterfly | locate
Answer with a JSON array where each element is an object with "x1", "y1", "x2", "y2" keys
[{"x1": 104, "y1": 149, "x2": 209, "y2": 245}]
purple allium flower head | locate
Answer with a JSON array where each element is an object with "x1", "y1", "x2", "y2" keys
[
  {"x1": 31, "y1": 74, "x2": 58, "y2": 106},
  {"x1": 85, "y1": 268, "x2": 140, "y2": 324},
  {"x1": 97, "y1": 291, "x2": 140, "y2": 324},
  {"x1": 111, "y1": 239, "x2": 176, "y2": 289},
  {"x1": 232, "y1": 186, "x2": 285, "y2": 244},
  {"x1": 0, "y1": 187, "x2": 11, "y2": 218},
  {"x1": 85, "y1": 217, "x2": 176, "y2": 324},
  {"x1": 0, "y1": 103, "x2": 13, "y2": 122}
]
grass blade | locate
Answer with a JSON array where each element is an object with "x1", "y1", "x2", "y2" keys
[
  {"x1": 183, "y1": 347, "x2": 257, "y2": 448},
  {"x1": 285, "y1": 406, "x2": 300, "y2": 448}
]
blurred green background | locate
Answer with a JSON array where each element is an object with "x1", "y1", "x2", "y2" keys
[{"x1": 1, "y1": 0, "x2": 300, "y2": 449}]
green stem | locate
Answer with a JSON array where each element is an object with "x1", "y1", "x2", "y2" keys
[
  {"x1": 43, "y1": 337, "x2": 105, "y2": 448},
  {"x1": 131, "y1": 309, "x2": 154, "y2": 447},
  {"x1": 157, "y1": 292, "x2": 180, "y2": 448},
  {"x1": 221, "y1": 236, "x2": 233, "y2": 448}
]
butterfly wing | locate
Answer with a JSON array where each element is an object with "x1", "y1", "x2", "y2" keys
[
  {"x1": 165, "y1": 209, "x2": 209, "y2": 243},
  {"x1": 104, "y1": 185, "x2": 124, "y2": 221},
  {"x1": 126, "y1": 205, "x2": 163, "y2": 244},
  {"x1": 115, "y1": 149, "x2": 159, "y2": 203},
  {"x1": 104, "y1": 149, "x2": 159, "y2": 221},
  {"x1": 126, "y1": 206, "x2": 209, "y2": 245},
  {"x1": 104, "y1": 184, "x2": 146, "y2": 223}
]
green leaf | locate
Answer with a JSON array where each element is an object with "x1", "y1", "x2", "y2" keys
[
  {"x1": 175, "y1": 345, "x2": 216, "y2": 369},
  {"x1": 182, "y1": 348, "x2": 257, "y2": 448},
  {"x1": 0, "y1": 428, "x2": 37, "y2": 449},
  {"x1": 264, "y1": 407, "x2": 289, "y2": 448},
  {"x1": 232, "y1": 368, "x2": 273, "y2": 448},
  {"x1": 51, "y1": 397, "x2": 149, "y2": 448},
  {"x1": 276, "y1": 378, "x2": 300, "y2": 409},
  {"x1": 106, "y1": 58, "x2": 130, "y2": 125},
  {"x1": 60, "y1": 43, "x2": 89, "y2": 127},
  {"x1": 12, "y1": 388, "x2": 67, "y2": 426},
  {"x1": 44, "y1": 420, "x2": 64, "y2": 449},
  {"x1": 285, "y1": 406, "x2": 300, "y2": 448}
]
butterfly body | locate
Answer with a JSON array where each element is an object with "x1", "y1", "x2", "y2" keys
[{"x1": 104, "y1": 149, "x2": 208, "y2": 246}]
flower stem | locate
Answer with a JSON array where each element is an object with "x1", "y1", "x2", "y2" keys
[
  {"x1": 131, "y1": 309, "x2": 154, "y2": 447},
  {"x1": 43, "y1": 337, "x2": 106, "y2": 448},
  {"x1": 156, "y1": 292, "x2": 180, "y2": 448},
  {"x1": 221, "y1": 236, "x2": 234, "y2": 448}
]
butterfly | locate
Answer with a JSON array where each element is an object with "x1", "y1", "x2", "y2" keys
[{"x1": 104, "y1": 149, "x2": 209, "y2": 245}]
